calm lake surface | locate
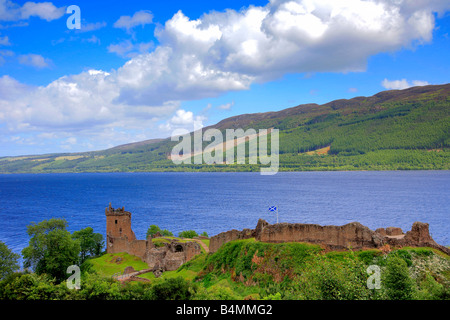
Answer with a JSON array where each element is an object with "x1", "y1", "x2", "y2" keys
[{"x1": 0, "y1": 171, "x2": 449, "y2": 257}]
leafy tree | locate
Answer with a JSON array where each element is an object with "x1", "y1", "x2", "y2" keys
[
  {"x1": 146, "y1": 225, "x2": 173, "y2": 238},
  {"x1": 21, "y1": 219, "x2": 80, "y2": 282},
  {"x1": 72, "y1": 227, "x2": 104, "y2": 263},
  {"x1": 161, "y1": 229, "x2": 173, "y2": 236},
  {"x1": 0, "y1": 241, "x2": 20, "y2": 281}
]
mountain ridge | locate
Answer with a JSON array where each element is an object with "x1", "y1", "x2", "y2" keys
[{"x1": 1, "y1": 83, "x2": 449, "y2": 173}]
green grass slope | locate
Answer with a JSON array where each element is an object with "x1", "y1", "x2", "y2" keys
[
  {"x1": 1, "y1": 84, "x2": 449, "y2": 173},
  {"x1": 195, "y1": 240, "x2": 450, "y2": 300},
  {"x1": 89, "y1": 252, "x2": 150, "y2": 278},
  {"x1": 88, "y1": 240, "x2": 450, "y2": 300}
]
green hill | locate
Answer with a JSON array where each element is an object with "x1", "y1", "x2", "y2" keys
[
  {"x1": 85, "y1": 240, "x2": 450, "y2": 300},
  {"x1": 1, "y1": 84, "x2": 449, "y2": 173},
  {"x1": 2, "y1": 240, "x2": 449, "y2": 300}
]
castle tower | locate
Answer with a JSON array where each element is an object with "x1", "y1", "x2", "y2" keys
[{"x1": 105, "y1": 203, "x2": 136, "y2": 250}]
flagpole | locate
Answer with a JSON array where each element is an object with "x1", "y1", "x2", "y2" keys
[
  {"x1": 276, "y1": 205, "x2": 279, "y2": 224},
  {"x1": 269, "y1": 205, "x2": 279, "y2": 224}
]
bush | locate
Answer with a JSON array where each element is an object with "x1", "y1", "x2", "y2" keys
[
  {"x1": 78, "y1": 273, "x2": 122, "y2": 300},
  {"x1": 310, "y1": 257, "x2": 370, "y2": 300},
  {"x1": 416, "y1": 273, "x2": 446, "y2": 300},
  {"x1": 194, "y1": 285, "x2": 241, "y2": 300},
  {"x1": 383, "y1": 257, "x2": 416, "y2": 300},
  {"x1": 149, "y1": 277, "x2": 192, "y2": 300},
  {"x1": 178, "y1": 230, "x2": 198, "y2": 239},
  {"x1": 0, "y1": 271, "x2": 73, "y2": 300},
  {"x1": 263, "y1": 292, "x2": 282, "y2": 300},
  {"x1": 146, "y1": 225, "x2": 173, "y2": 238}
]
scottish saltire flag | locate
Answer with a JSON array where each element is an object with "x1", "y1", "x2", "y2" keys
[{"x1": 268, "y1": 205, "x2": 279, "y2": 223}]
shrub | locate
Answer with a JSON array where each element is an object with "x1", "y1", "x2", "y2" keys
[
  {"x1": 146, "y1": 225, "x2": 173, "y2": 238},
  {"x1": 416, "y1": 273, "x2": 446, "y2": 300},
  {"x1": 178, "y1": 230, "x2": 198, "y2": 239},
  {"x1": 196, "y1": 285, "x2": 241, "y2": 300},
  {"x1": 0, "y1": 272, "x2": 73, "y2": 300},
  {"x1": 149, "y1": 277, "x2": 192, "y2": 300},
  {"x1": 78, "y1": 273, "x2": 122, "y2": 300},
  {"x1": 383, "y1": 257, "x2": 416, "y2": 300}
]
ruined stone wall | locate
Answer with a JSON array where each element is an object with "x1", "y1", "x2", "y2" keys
[
  {"x1": 256, "y1": 221, "x2": 384, "y2": 250},
  {"x1": 209, "y1": 219, "x2": 450, "y2": 255},
  {"x1": 390, "y1": 222, "x2": 449, "y2": 254},
  {"x1": 145, "y1": 241, "x2": 202, "y2": 272},
  {"x1": 209, "y1": 228, "x2": 254, "y2": 253},
  {"x1": 184, "y1": 241, "x2": 203, "y2": 262},
  {"x1": 106, "y1": 237, "x2": 148, "y2": 260}
]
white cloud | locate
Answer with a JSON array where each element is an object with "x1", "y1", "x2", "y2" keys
[
  {"x1": 217, "y1": 101, "x2": 234, "y2": 110},
  {"x1": 20, "y1": 1, "x2": 65, "y2": 21},
  {"x1": 113, "y1": 10, "x2": 153, "y2": 32},
  {"x1": 0, "y1": 34, "x2": 10, "y2": 45},
  {"x1": 0, "y1": 71, "x2": 178, "y2": 135},
  {"x1": 0, "y1": 49, "x2": 14, "y2": 65},
  {"x1": 78, "y1": 21, "x2": 107, "y2": 33},
  {"x1": 170, "y1": 109, "x2": 195, "y2": 125},
  {"x1": 159, "y1": 109, "x2": 207, "y2": 133},
  {"x1": 113, "y1": 0, "x2": 449, "y2": 106},
  {"x1": 0, "y1": 0, "x2": 65, "y2": 22},
  {"x1": 64, "y1": 137, "x2": 77, "y2": 145},
  {"x1": 17, "y1": 53, "x2": 51, "y2": 68},
  {"x1": 107, "y1": 39, "x2": 153, "y2": 58},
  {"x1": 0, "y1": 0, "x2": 449, "y2": 153},
  {"x1": 84, "y1": 35, "x2": 100, "y2": 45},
  {"x1": 411, "y1": 80, "x2": 430, "y2": 87},
  {"x1": 381, "y1": 78, "x2": 430, "y2": 90}
]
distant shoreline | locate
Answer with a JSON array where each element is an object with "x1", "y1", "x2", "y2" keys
[{"x1": 1, "y1": 168, "x2": 449, "y2": 175}]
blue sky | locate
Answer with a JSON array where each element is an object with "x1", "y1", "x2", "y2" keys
[{"x1": 0, "y1": 0, "x2": 449, "y2": 156}]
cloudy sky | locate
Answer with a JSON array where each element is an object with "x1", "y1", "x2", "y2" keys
[{"x1": 0, "y1": 0, "x2": 449, "y2": 156}]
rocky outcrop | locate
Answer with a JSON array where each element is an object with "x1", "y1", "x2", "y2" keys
[
  {"x1": 209, "y1": 219, "x2": 450, "y2": 255},
  {"x1": 390, "y1": 222, "x2": 449, "y2": 254}
]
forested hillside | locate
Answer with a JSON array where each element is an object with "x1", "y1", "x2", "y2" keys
[{"x1": 0, "y1": 84, "x2": 449, "y2": 173}]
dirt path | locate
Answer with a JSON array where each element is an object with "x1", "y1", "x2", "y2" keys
[
  {"x1": 192, "y1": 238, "x2": 209, "y2": 253},
  {"x1": 177, "y1": 237, "x2": 210, "y2": 253},
  {"x1": 114, "y1": 268, "x2": 153, "y2": 282}
]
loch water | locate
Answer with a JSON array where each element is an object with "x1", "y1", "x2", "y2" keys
[{"x1": 0, "y1": 171, "x2": 448, "y2": 257}]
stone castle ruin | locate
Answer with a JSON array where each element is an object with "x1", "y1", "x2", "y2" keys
[
  {"x1": 209, "y1": 219, "x2": 450, "y2": 255},
  {"x1": 107, "y1": 204, "x2": 449, "y2": 277},
  {"x1": 105, "y1": 204, "x2": 202, "y2": 276}
]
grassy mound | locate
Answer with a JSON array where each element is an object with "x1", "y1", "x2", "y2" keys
[
  {"x1": 194, "y1": 240, "x2": 450, "y2": 300},
  {"x1": 89, "y1": 252, "x2": 149, "y2": 278},
  {"x1": 87, "y1": 241, "x2": 450, "y2": 300}
]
